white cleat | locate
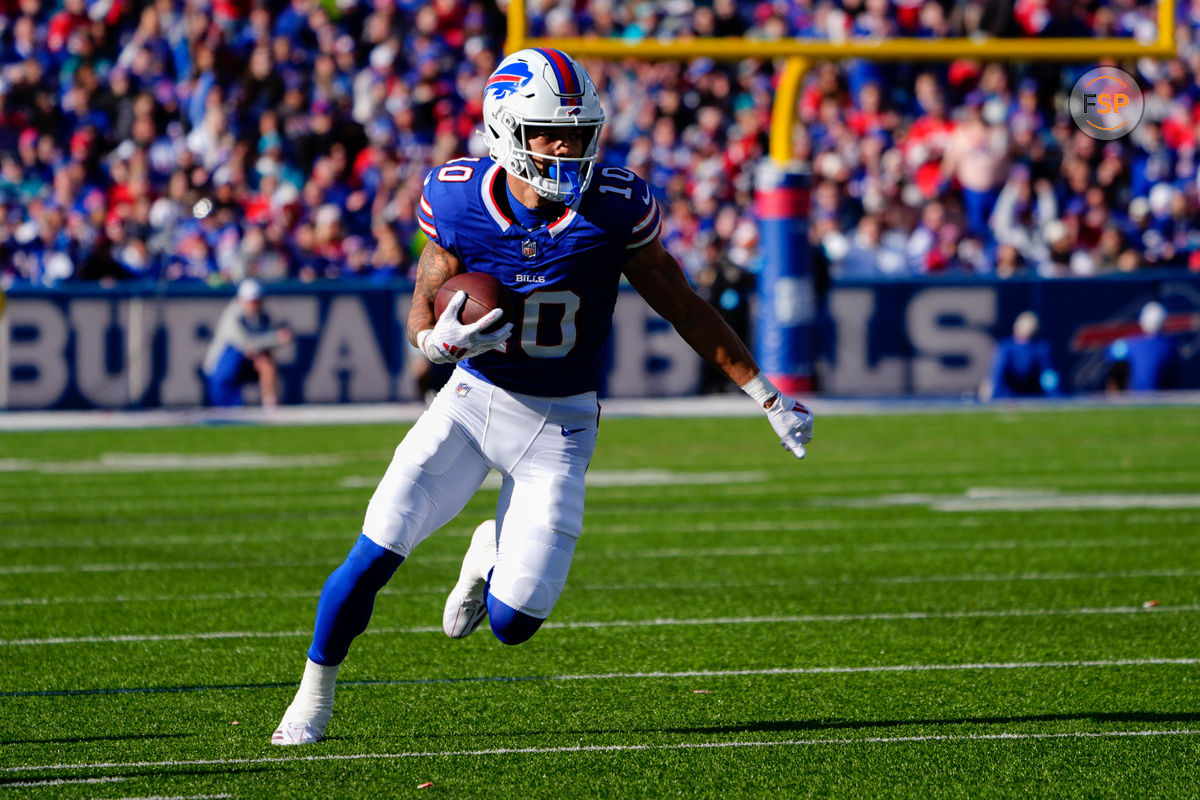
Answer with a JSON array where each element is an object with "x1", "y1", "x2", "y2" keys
[
  {"x1": 271, "y1": 721, "x2": 324, "y2": 746},
  {"x1": 271, "y1": 659, "x2": 338, "y2": 746},
  {"x1": 443, "y1": 520, "x2": 497, "y2": 639}
]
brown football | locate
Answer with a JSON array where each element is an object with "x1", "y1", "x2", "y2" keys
[{"x1": 434, "y1": 272, "x2": 520, "y2": 334}]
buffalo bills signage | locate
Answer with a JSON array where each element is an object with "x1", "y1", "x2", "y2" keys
[
  {"x1": 0, "y1": 284, "x2": 702, "y2": 409},
  {"x1": 2, "y1": 275, "x2": 1198, "y2": 409}
]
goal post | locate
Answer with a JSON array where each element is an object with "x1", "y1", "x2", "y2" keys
[
  {"x1": 506, "y1": 0, "x2": 1176, "y2": 164},
  {"x1": 503, "y1": 1, "x2": 1178, "y2": 393}
]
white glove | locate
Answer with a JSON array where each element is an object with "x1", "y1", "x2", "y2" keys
[
  {"x1": 418, "y1": 291, "x2": 513, "y2": 364},
  {"x1": 765, "y1": 393, "x2": 814, "y2": 459},
  {"x1": 740, "y1": 373, "x2": 814, "y2": 459}
]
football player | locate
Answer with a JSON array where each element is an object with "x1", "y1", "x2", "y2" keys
[{"x1": 272, "y1": 48, "x2": 813, "y2": 745}]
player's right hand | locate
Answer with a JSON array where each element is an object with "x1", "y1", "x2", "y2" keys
[
  {"x1": 419, "y1": 291, "x2": 514, "y2": 364},
  {"x1": 764, "y1": 393, "x2": 814, "y2": 459}
]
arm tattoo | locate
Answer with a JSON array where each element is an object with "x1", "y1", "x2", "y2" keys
[{"x1": 407, "y1": 241, "x2": 460, "y2": 346}]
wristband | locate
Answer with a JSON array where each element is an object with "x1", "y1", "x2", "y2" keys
[
  {"x1": 416, "y1": 329, "x2": 433, "y2": 353},
  {"x1": 739, "y1": 373, "x2": 779, "y2": 408}
]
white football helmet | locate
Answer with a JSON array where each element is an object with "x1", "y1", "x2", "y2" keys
[{"x1": 482, "y1": 48, "x2": 605, "y2": 205}]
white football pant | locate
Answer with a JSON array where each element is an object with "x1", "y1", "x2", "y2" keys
[{"x1": 362, "y1": 366, "x2": 597, "y2": 619}]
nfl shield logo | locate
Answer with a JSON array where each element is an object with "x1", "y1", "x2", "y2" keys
[
  {"x1": 454, "y1": 382, "x2": 471, "y2": 398},
  {"x1": 521, "y1": 239, "x2": 537, "y2": 259}
]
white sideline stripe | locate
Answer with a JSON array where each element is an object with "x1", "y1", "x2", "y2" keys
[
  {"x1": 6, "y1": 729, "x2": 1199, "y2": 774},
  {"x1": 4, "y1": 533, "x2": 1193, "y2": 576},
  {"x1": 5, "y1": 568, "x2": 1195, "y2": 608},
  {"x1": 2, "y1": 776, "x2": 127, "y2": 788},
  {"x1": 4, "y1": 392, "x2": 1200, "y2": 432},
  {"x1": 3, "y1": 605, "x2": 1196, "y2": 647}
]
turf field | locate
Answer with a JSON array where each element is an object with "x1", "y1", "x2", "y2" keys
[{"x1": 1, "y1": 404, "x2": 1198, "y2": 799}]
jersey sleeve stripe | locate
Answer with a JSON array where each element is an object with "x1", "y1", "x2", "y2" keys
[
  {"x1": 419, "y1": 195, "x2": 434, "y2": 218},
  {"x1": 626, "y1": 217, "x2": 661, "y2": 250},
  {"x1": 630, "y1": 202, "x2": 658, "y2": 235},
  {"x1": 417, "y1": 218, "x2": 438, "y2": 239}
]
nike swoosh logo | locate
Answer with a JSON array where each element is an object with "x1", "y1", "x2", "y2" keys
[
  {"x1": 561, "y1": 427, "x2": 587, "y2": 437},
  {"x1": 642, "y1": 185, "x2": 651, "y2": 204}
]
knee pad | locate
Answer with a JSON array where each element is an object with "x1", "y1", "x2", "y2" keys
[
  {"x1": 486, "y1": 594, "x2": 544, "y2": 645},
  {"x1": 487, "y1": 526, "x2": 578, "y2": 619}
]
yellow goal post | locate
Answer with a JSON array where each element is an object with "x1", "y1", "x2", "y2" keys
[{"x1": 505, "y1": 0, "x2": 1177, "y2": 164}]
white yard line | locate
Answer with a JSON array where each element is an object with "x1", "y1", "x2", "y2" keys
[
  {"x1": 0, "y1": 453, "x2": 344, "y2": 474},
  {"x1": 8, "y1": 512, "x2": 1200, "y2": 551},
  {"x1": 2, "y1": 605, "x2": 1196, "y2": 647},
  {"x1": 3, "y1": 568, "x2": 1194, "y2": 608},
  {"x1": 4, "y1": 657, "x2": 1197, "y2": 699},
  {"x1": 537, "y1": 657, "x2": 1200, "y2": 681},
  {"x1": 1, "y1": 776, "x2": 127, "y2": 788},
  {"x1": 3, "y1": 533, "x2": 1194, "y2": 576},
  {"x1": 5, "y1": 729, "x2": 1199, "y2": 774},
  {"x1": 0, "y1": 560, "x2": 340, "y2": 576}
]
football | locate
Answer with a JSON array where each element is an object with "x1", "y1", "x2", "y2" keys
[{"x1": 434, "y1": 272, "x2": 520, "y2": 334}]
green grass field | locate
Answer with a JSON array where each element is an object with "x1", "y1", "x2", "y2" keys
[{"x1": 1, "y1": 405, "x2": 1198, "y2": 799}]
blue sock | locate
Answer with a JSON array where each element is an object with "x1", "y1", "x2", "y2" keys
[
  {"x1": 307, "y1": 534, "x2": 403, "y2": 665},
  {"x1": 486, "y1": 593, "x2": 544, "y2": 645}
]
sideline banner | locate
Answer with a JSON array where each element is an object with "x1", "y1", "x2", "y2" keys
[
  {"x1": 818, "y1": 272, "x2": 1200, "y2": 395},
  {"x1": 2, "y1": 273, "x2": 1198, "y2": 409},
  {"x1": 0, "y1": 283, "x2": 700, "y2": 409}
]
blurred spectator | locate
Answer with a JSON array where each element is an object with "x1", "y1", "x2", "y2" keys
[
  {"x1": 0, "y1": 0, "x2": 1186, "y2": 293},
  {"x1": 824, "y1": 214, "x2": 907, "y2": 277},
  {"x1": 940, "y1": 93, "x2": 1007, "y2": 242},
  {"x1": 1106, "y1": 301, "x2": 1182, "y2": 391},
  {"x1": 981, "y1": 310, "x2": 1060, "y2": 400},
  {"x1": 202, "y1": 279, "x2": 294, "y2": 407},
  {"x1": 694, "y1": 234, "x2": 755, "y2": 393}
]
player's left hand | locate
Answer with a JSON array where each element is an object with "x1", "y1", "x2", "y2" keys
[
  {"x1": 764, "y1": 393, "x2": 813, "y2": 459},
  {"x1": 419, "y1": 290, "x2": 514, "y2": 364}
]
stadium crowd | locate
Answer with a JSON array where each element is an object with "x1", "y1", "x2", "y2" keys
[{"x1": 1, "y1": 0, "x2": 1197, "y2": 291}]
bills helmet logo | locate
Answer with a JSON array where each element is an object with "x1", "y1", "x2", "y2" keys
[{"x1": 486, "y1": 62, "x2": 535, "y2": 100}]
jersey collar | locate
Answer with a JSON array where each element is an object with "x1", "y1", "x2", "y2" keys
[{"x1": 482, "y1": 162, "x2": 581, "y2": 239}]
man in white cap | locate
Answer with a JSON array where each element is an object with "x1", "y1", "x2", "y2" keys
[
  {"x1": 1107, "y1": 301, "x2": 1181, "y2": 391},
  {"x1": 203, "y1": 279, "x2": 293, "y2": 407}
]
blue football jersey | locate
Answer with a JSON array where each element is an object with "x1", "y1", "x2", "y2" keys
[{"x1": 417, "y1": 158, "x2": 662, "y2": 396}]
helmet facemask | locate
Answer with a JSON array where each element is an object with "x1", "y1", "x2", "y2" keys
[{"x1": 505, "y1": 120, "x2": 601, "y2": 206}]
